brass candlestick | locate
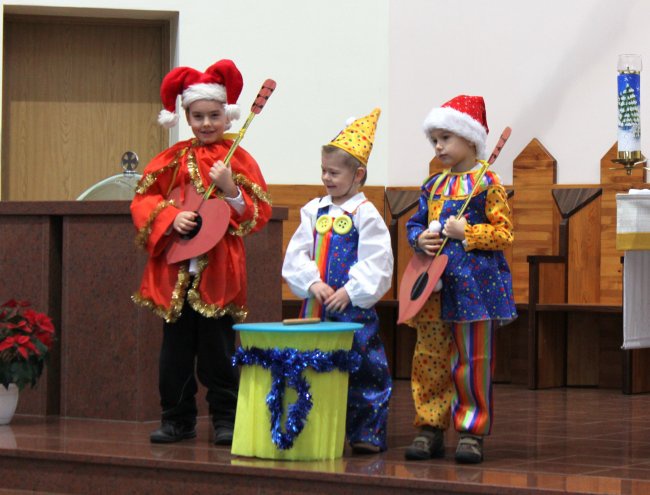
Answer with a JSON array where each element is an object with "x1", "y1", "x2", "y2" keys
[{"x1": 613, "y1": 150, "x2": 647, "y2": 175}]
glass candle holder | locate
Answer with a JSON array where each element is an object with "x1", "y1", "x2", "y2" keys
[{"x1": 617, "y1": 54, "x2": 642, "y2": 156}]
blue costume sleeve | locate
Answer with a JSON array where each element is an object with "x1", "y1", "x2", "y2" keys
[{"x1": 405, "y1": 188, "x2": 430, "y2": 251}]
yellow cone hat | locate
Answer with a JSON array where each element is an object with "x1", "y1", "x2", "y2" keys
[{"x1": 328, "y1": 108, "x2": 380, "y2": 166}]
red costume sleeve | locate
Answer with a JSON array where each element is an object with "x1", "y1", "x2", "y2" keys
[
  {"x1": 226, "y1": 145, "x2": 272, "y2": 237},
  {"x1": 130, "y1": 142, "x2": 188, "y2": 257}
]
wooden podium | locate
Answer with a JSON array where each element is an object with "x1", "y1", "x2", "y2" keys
[{"x1": 0, "y1": 201, "x2": 287, "y2": 421}]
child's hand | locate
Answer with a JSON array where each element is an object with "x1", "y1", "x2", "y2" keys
[
  {"x1": 324, "y1": 287, "x2": 350, "y2": 313},
  {"x1": 309, "y1": 281, "x2": 334, "y2": 304},
  {"x1": 173, "y1": 210, "x2": 198, "y2": 235},
  {"x1": 209, "y1": 160, "x2": 238, "y2": 198},
  {"x1": 417, "y1": 230, "x2": 443, "y2": 256},
  {"x1": 442, "y1": 215, "x2": 467, "y2": 240}
]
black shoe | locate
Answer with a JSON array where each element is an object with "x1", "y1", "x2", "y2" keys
[
  {"x1": 405, "y1": 427, "x2": 445, "y2": 460},
  {"x1": 455, "y1": 434, "x2": 483, "y2": 464},
  {"x1": 350, "y1": 442, "x2": 382, "y2": 455},
  {"x1": 213, "y1": 425, "x2": 233, "y2": 446},
  {"x1": 150, "y1": 421, "x2": 196, "y2": 444}
]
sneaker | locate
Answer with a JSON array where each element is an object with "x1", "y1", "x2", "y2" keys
[
  {"x1": 150, "y1": 421, "x2": 196, "y2": 444},
  {"x1": 213, "y1": 425, "x2": 234, "y2": 446},
  {"x1": 350, "y1": 442, "x2": 381, "y2": 454},
  {"x1": 404, "y1": 427, "x2": 445, "y2": 460},
  {"x1": 455, "y1": 434, "x2": 483, "y2": 464}
]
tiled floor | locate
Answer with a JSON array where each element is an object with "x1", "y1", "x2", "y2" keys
[{"x1": 3, "y1": 381, "x2": 650, "y2": 494}]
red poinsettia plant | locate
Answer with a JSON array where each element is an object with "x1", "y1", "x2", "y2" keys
[{"x1": 0, "y1": 299, "x2": 56, "y2": 391}]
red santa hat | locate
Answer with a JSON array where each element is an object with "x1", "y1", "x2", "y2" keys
[
  {"x1": 422, "y1": 95, "x2": 489, "y2": 160},
  {"x1": 157, "y1": 59, "x2": 243, "y2": 128}
]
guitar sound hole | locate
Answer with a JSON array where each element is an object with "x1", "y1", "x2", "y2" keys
[
  {"x1": 181, "y1": 211, "x2": 202, "y2": 240},
  {"x1": 410, "y1": 272, "x2": 428, "y2": 300}
]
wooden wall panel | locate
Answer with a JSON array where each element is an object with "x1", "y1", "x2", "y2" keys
[
  {"x1": 393, "y1": 325, "x2": 416, "y2": 379},
  {"x1": 566, "y1": 313, "x2": 600, "y2": 386},
  {"x1": 536, "y1": 313, "x2": 566, "y2": 388},
  {"x1": 2, "y1": 16, "x2": 168, "y2": 200},
  {"x1": 509, "y1": 311, "x2": 530, "y2": 385},
  {"x1": 629, "y1": 348, "x2": 650, "y2": 393},
  {"x1": 538, "y1": 264, "x2": 566, "y2": 304},
  {"x1": 393, "y1": 203, "x2": 419, "y2": 299},
  {"x1": 599, "y1": 315, "x2": 624, "y2": 389},
  {"x1": 567, "y1": 199, "x2": 601, "y2": 303},
  {"x1": 599, "y1": 143, "x2": 648, "y2": 304},
  {"x1": 511, "y1": 139, "x2": 557, "y2": 304}
]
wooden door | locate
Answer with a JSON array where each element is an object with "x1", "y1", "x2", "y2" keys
[{"x1": 2, "y1": 15, "x2": 169, "y2": 200}]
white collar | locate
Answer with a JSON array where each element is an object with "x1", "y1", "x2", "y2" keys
[{"x1": 318, "y1": 192, "x2": 367, "y2": 213}]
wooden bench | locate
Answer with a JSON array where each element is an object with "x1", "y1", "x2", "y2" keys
[{"x1": 527, "y1": 188, "x2": 650, "y2": 393}]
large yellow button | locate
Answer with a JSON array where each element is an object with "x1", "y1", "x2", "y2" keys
[
  {"x1": 315, "y1": 215, "x2": 333, "y2": 234},
  {"x1": 332, "y1": 215, "x2": 353, "y2": 235}
]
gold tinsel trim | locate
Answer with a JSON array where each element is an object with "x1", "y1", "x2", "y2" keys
[
  {"x1": 170, "y1": 266, "x2": 192, "y2": 320},
  {"x1": 228, "y1": 197, "x2": 259, "y2": 237},
  {"x1": 224, "y1": 173, "x2": 273, "y2": 237},
  {"x1": 132, "y1": 293, "x2": 172, "y2": 322},
  {"x1": 131, "y1": 266, "x2": 191, "y2": 323},
  {"x1": 186, "y1": 150, "x2": 207, "y2": 194},
  {"x1": 135, "y1": 148, "x2": 188, "y2": 195},
  {"x1": 134, "y1": 199, "x2": 176, "y2": 249},
  {"x1": 234, "y1": 174, "x2": 272, "y2": 205},
  {"x1": 185, "y1": 255, "x2": 249, "y2": 322}
]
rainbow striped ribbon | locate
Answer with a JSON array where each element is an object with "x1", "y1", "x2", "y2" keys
[{"x1": 299, "y1": 220, "x2": 333, "y2": 319}]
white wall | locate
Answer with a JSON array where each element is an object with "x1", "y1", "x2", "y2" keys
[
  {"x1": 174, "y1": 0, "x2": 390, "y2": 186},
  {"x1": 391, "y1": 0, "x2": 650, "y2": 185},
  {"x1": 2, "y1": 0, "x2": 650, "y2": 187}
]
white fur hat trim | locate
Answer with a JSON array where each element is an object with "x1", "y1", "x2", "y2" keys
[
  {"x1": 422, "y1": 107, "x2": 488, "y2": 160},
  {"x1": 181, "y1": 83, "x2": 228, "y2": 109}
]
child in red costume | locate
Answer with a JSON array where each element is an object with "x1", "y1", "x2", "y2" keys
[{"x1": 131, "y1": 59, "x2": 272, "y2": 445}]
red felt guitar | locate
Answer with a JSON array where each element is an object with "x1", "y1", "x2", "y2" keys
[
  {"x1": 397, "y1": 127, "x2": 512, "y2": 324},
  {"x1": 165, "y1": 79, "x2": 277, "y2": 265}
]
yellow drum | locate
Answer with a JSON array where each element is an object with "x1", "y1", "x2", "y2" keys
[{"x1": 231, "y1": 321, "x2": 361, "y2": 460}]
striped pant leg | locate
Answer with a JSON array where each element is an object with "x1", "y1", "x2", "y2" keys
[{"x1": 450, "y1": 320, "x2": 495, "y2": 436}]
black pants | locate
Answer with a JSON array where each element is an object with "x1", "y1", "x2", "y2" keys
[{"x1": 159, "y1": 301, "x2": 239, "y2": 428}]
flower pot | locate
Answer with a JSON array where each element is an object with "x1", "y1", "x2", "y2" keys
[{"x1": 0, "y1": 384, "x2": 19, "y2": 425}]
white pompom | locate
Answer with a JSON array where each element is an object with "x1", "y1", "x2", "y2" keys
[
  {"x1": 157, "y1": 109, "x2": 179, "y2": 128},
  {"x1": 433, "y1": 279, "x2": 443, "y2": 292},
  {"x1": 345, "y1": 116, "x2": 357, "y2": 126},
  {"x1": 428, "y1": 220, "x2": 442, "y2": 233},
  {"x1": 225, "y1": 104, "x2": 241, "y2": 122}
]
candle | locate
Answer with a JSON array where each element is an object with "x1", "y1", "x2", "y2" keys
[{"x1": 617, "y1": 54, "x2": 642, "y2": 156}]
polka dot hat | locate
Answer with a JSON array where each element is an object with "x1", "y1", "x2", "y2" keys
[{"x1": 328, "y1": 107, "x2": 381, "y2": 166}]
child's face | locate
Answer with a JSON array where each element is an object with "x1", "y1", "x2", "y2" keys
[
  {"x1": 429, "y1": 129, "x2": 477, "y2": 171},
  {"x1": 186, "y1": 99, "x2": 229, "y2": 145},
  {"x1": 321, "y1": 151, "x2": 363, "y2": 204}
]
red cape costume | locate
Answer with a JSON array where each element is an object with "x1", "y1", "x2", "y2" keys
[{"x1": 130, "y1": 138, "x2": 272, "y2": 323}]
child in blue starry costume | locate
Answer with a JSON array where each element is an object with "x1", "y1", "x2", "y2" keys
[
  {"x1": 282, "y1": 108, "x2": 393, "y2": 454},
  {"x1": 406, "y1": 95, "x2": 516, "y2": 464}
]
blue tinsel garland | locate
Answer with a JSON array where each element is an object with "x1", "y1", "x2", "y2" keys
[{"x1": 233, "y1": 346, "x2": 361, "y2": 450}]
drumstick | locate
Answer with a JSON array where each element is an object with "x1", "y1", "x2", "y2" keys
[{"x1": 282, "y1": 317, "x2": 321, "y2": 325}]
